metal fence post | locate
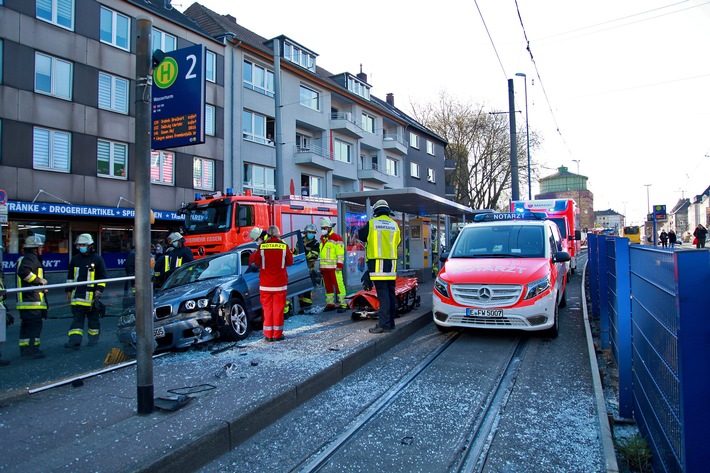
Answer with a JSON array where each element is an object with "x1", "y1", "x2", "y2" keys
[{"x1": 614, "y1": 238, "x2": 633, "y2": 418}]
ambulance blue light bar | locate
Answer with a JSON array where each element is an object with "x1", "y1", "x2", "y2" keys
[{"x1": 474, "y1": 211, "x2": 547, "y2": 222}]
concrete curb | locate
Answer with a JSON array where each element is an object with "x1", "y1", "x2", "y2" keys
[
  {"x1": 581, "y1": 258, "x2": 620, "y2": 473},
  {"x1": 130, "y1": 308, "x2": 433, "y2": 473}
]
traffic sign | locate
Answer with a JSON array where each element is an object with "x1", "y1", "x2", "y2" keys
[
  {"x1": 151, "y1": 45, "x2": 206, "y2": 150},
  {"x1": 0, "y1": 189, "x2": 7, "y2": 205}
]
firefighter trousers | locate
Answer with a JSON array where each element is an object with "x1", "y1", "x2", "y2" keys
[
  {"x1": 66, "y1": 305, "x2": 101, "y2": 347},
  {"x1": 261, "y1": 290, "x2": 286, "y2": 339},
  {"x1": 19, "y1": 309, "x2": 44, "y2": 351},
  {"x1": 322, "y1": 269, "x2": 347, "y2": 308}
]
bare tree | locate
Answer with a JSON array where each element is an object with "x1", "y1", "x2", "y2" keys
[{"x1": 411, "y1": 91, "x2": 537, "y2": 210}]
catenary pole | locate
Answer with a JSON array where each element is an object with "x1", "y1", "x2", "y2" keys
[
  {"x1": 508, "y1": 79, "x2": 519, "y2": 201},
  {"x1": 135, "y1": 18, "x2": 154, "y2": 415}
]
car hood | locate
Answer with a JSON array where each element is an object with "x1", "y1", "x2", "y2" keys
[
  {"x1": 440, "y1": 257, "x2": 550, "y2": 284},
  {"x1": 156, "y1": 276, "x2": 239, "y2": 303}
]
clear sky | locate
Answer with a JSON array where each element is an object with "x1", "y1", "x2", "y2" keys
[{"x1": 176, "y1": 0, "x2": 710, "y2": 226}]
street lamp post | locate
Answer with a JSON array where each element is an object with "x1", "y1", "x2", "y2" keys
[{"x1": 515, "y1": 73, "x2": 531, "y2": 199}]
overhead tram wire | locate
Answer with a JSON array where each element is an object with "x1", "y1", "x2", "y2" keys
[
  {"x1": 514, "y1": 0, "x2": 575, "y2": 160},
  {"x1": 473, "y1": 0, "x2": 508, "y2": 80}
]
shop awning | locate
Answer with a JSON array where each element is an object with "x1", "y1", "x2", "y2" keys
[{"x1": 336, "y1": 187, "x2": 477, "y2": 218}]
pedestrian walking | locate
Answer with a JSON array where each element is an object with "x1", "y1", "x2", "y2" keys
[
  {"x1": 319, "y1": 217, "x2": 347, "y2": 312},
  {"x1": 659, "y1": 230, "x2": 668, "y2": 248},
  {"x1": 249, "y1": 225, "x2": 293, "y2": 341},
  {"x1": 153, "y1": 232, "x2": 194, "y2": 288},
  {"x1": 693, "y1": 224, "x2": 707, "y2": 248},
  {"x1": 64, "y1": 234, "x2": 108, "y2": 349},
  {"x1": 357, "y1": 200, "x2": 401, "y2": 334},
  {"x1": 299, "y1": 223, "x2": 320, "y2": 312},
  {"x1": 0, "y1": 278, "x2": 14, "y2": 367},
  {"x1": 668, "y1": 229, "x2": 677, "y2": 249},
  {"x1": 16, "y1": 234, "x2": 49, "y2": 359}
]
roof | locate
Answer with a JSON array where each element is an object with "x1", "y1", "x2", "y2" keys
[{"x1": 336, "y1": 188, "x2": 478, "y2": 217}]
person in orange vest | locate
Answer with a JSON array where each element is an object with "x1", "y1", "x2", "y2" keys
[
  {"x1": 358, "y1": 200, "x2": 401, "y2": 333},
  {"x1": 249, "y1": 225, "x2": 293, "y2": 341},
  {"x1": 319, "y1": 216, "x2": 347, "y2": 312},
  {"x1": 16, "y1": 234, "x2": 49, "y2": 359}
]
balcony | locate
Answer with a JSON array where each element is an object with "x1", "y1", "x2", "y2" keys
[
  {"x1": 329, "y1": 112, "x2": 364, "y2": 139},
  {"x1": 444, "y1": 159, "x2": 456, "y2": 170},
  {"x1": 445, "y1": 185, "x2": 456, "y2": 198},
  {"x1": 382, "y1": 134, "x2": 407, "y2": 155},
  {"x1": 357, "y1": 164, "x2": 391, "y2": 184},
  {"x1": 292, "y1": 145, "x2": 335, "y2": 171}
]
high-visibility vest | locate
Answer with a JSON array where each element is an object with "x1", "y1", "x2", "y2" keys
[
  {"x1": 16, "y1": 255, "x2": 48, "y2": 310},
  {"x1": 366, "y1": 215, "x2": 401, "y2": 280},
  {"x1": 319, "y1": 230, "x2": 344, "y2": 269}
]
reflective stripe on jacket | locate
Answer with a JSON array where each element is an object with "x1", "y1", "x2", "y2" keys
[
  {"x1": 366, "y1": 215, "x2": 401, "y2": 280},
  {"x1": 319, "y1": 230, "x2": 344, "y2": 269},
  {"x1": 16, "y1": 253, "x2": 48, "y2": 310},
  {"x1": 251, "y1": 237, "x2": 293, "y2": 292},
  {"x1": 66, "y1": 253, "x2": 107, "y2": 307}
]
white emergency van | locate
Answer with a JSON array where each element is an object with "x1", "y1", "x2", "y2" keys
[{"x1": 433, "y1": 212, "x2": 570, "y2": 337}]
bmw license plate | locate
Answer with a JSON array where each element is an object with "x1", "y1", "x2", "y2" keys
[
  {"x1": 154, "y1": 327, "x2": 165, "y2": 338},
  {"x1": 466, "y1": 308, "x2": 503, "y2": 317}
]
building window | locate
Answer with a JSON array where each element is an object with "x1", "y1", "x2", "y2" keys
[
  {"x1": 205, "y1": 105, "x2": 215, "y2": 136},
  {"x1": 150, "y1": 150, "x2": 174, "y2": 185},
  {"x1": 334, "y1": 140, "x2": 352, "y2": 164},
  {"x1": 426, "y1": 140, "x2": 435, "y2": 155},
  {"x1": 301, "y1": 175, "x2": 322, "y2": 197},
  {"x1": 0, "y1": 39, "x2": 3, "y2": 84},
  {"x1": 97, "y1": 139, "x2": 127, "y2": 179},
  {"x1": 194, "y1": 157, "x2": 214, "y2": 191},
  {"x1": 35, "y1": 52, "x2": 72, "y2": 100},
  {"x1": 427, "y1": 168, "x2": 436, "y2": 183},
  {"x1": 283, "y1": 41, "x2": 316, "y2": 72},
  {"x1": 410, "y1": 162, "x2": 420, "y2": 178},
  {"x1": 243, "y1": 60, "x2": 274, "y2": 97},
  {"x1": 361, "y1": 113, "x2": 375, "y2": 133},
  {"x1": 347, "y1": 76, "x2": 370, "y2": 100},
  {"x1": 36, "y1": 0, "x2": 74, "y2": 30},
  {"x1": 152, "y1": 28, "x2": 176, "y2": 54},
  {"x1": 243, "y1": 163, "x2": 275, "y2": 196},
  {"x1": 242, "y1": 110, "x2": 268, "y2": 144},
  {"x1": 206, "y1": 50, "x2": 216, "y2": 82},
  {"x1": 300, "y1": 85, "x2": 320, "y2": 111},
  {"x1": 409, "y1": 132, "x2": 419, "y2": 149},
  {"x1": 99, "y1": 6, "x2": 129, "y2": 50},
  {"x1": 386, "y1": 157, "x2": 399, "y2": 177},
  {"x1": 33, "y1": 127, "x2": 70, "y2": 172},
  {"x1": 98, "y1": 72, "x2": 128, "y2": 114}
]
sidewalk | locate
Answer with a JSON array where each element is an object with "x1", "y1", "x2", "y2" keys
[{"x1": 0, "y1": 283, "x2": 434, "y2": 473}]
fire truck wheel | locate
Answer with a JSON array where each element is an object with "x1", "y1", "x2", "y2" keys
[
  {"x1": 220, "y1": 297, "x2": 251, "y2": 341},
  {"x1": 542, "y1": 305, "x2": 559, "y2": 339}
]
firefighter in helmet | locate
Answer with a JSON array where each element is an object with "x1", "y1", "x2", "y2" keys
[
  {"x1": 16, "y1": 234, "x2": 49, "y2": 359},
  {"x1": 319, "y1": 216, "x2": 347, "y2": 312},
  {"x1": 154, "y1": 232, "x2": 194, "y2": 288},
  {"x1": 299, "y1": 223, "x2": 320, "y2": 312},
  {"x1": 64, "y1": 234, "x2": 108, "y2": 349}
]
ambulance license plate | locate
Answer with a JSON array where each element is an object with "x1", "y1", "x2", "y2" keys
[{"x1": 467, "y1": 309, "x2": 503, "y2": 317}]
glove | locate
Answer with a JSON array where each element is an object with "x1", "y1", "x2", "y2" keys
[
  {"x1": 94, "y1": 290, "x2": 102, "y2": 300},
  {"x1": 5, "y1": 311, "x2": 14, "y2": 326},
  {"x1": 336, "y1": 263, "x2": 343, "y2": 271},
  {"x1": 37, "y1": 277, "x2": 48, "y2": 286},
  {"x1": 361, "y1": 271, "x2": 373, "y2": 292}
]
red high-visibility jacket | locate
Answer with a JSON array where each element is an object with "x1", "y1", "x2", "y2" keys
[{"x1": 249, "y1": 236, "x2": 293, "y2": 292}]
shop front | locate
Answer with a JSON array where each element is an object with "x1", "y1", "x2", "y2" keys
[{"x1": 1, "y1": 200, "x2": 184, "y2": 282}]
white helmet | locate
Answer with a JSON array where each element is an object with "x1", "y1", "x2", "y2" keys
[
  {"x1": 24, "y1": 234, "x2": 46, "y2": 248},
  {"x1": 75, "y1": 233, "x2": 94, "y2": 245},
  {"x1": 167, "y1": 232, "x2": 183, "y2": 245},
  {"x1": 319, "y1": 217, "x2": 334, "y2": 228},
  {"x1": 249, "y1": 227, "x2": 264, "y2": 241}
]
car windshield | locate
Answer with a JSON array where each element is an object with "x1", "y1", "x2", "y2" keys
[
  {"x1": 450, "y1": 225, "x2": 545, "y2": 258},
  {"x1": 163, "y1": 252, "x2": 240, "y2": 288}
]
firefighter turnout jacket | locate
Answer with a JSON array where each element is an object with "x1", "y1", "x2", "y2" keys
[
  {"x1": 154, "y1": 245, "x2": 194, "y2": 286},
  {"x1": 249, "y1": 236, "x2": 294, "y2": 292},
  {"x1": 319, "y1": 229, "x2": 344, "y2": 270},
  {"x1": 16, "y1": 251, "x2": 48, "y2": 310},
  {"x1": 66, "y1": 252, "x2": 107, "y2": 307}
]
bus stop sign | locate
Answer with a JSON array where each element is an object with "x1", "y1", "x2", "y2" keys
[{"x1": 151, "y1": 45, "x2": 206, "y2": 150}]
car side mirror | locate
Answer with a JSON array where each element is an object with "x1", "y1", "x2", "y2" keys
[
  {"x1": 573, "y1": 230, "x2": 582, "y2": 241},
  {"x1": 440, "y1": 252, "x2": 449, "y2": 264}
]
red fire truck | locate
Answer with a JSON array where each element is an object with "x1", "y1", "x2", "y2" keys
[{"x1": 180, "y1": 188, "x2": 337, "y2": 258}]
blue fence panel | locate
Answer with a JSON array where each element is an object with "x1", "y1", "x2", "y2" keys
[
  {"x1": 609, "y1": 238, "x2": 632, "y2": 418},
  {"x1": 598, "y1": 236, "x2": 610, "y2": 349},
  {"x1": 588, "y1": 233, "x2": 600, "y2": 318}
]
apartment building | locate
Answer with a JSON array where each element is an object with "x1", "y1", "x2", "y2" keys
[{"x1": 0, "y1": 0, "x2": 448, "y2": 277}]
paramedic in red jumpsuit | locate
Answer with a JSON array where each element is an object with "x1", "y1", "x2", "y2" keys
[{"x1": 249, "y1": 225, "x2": 293, "y2": 341}]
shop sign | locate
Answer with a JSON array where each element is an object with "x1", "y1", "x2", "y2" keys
[{"x1": 6, "y1": 201, "x2": 184, "y2": 221}]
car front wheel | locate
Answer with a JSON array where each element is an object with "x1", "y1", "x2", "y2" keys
[{"x1": 219, "y1": 297, "x2": 251, "y2": 341}]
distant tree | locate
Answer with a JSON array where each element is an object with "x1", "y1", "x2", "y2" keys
[{"x1": 411, "y1": 91, "x2": 538, "y2": 210}]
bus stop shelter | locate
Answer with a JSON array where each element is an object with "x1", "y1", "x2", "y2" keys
[{"x1": 335, "y1": 187, "x2": 478, "y2": 289}]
